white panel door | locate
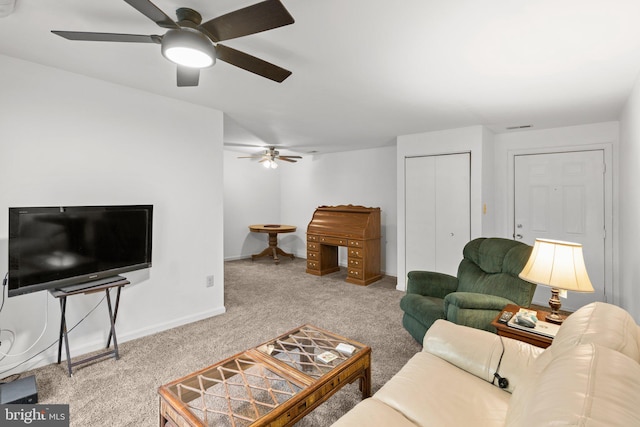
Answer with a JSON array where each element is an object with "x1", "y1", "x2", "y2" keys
[
  {"x1": 514, "y1": 150, "x2": 605, "y2": 311},
  {"x1": 405, "y1": 153, "x2": 470, "y2": 278}
]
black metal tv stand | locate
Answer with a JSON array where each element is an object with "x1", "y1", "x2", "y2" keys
[{"x1": 49, "y1": 276, "x2": 130, "y2": 376}]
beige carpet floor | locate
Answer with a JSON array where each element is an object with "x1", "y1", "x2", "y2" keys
[{"x1": 19, "y1": 258, "x2": 421, "y2": 426}]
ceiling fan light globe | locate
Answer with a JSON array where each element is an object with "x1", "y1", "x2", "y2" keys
[
  {"x1": 270, "y1": 161, "x2": 278, "y2": 169},
  {"x1": 164, "y1": 46, "x2": 213, "y2": 68},
  {"x1": 161, "y1": 29, "x2": 216, "y2": 68},
  {"x1": 263, "y1": 161, "x2": 271, "y2": 169}
]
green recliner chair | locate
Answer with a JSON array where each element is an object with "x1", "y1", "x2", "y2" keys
[{"x1": 400, "y1": 237, "x2": 536, "y2": 343}]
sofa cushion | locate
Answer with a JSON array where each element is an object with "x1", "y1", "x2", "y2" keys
[
  {"x1": 552, "y1": 301, "x2": 640, "y2": 362},
  {"x1": 505, "y1": 344, "x2": 640, "y2": 426},
  {"x1": 424, "y1": 319, "x2": 543, "y2": 393},
  {"x1": 529, "y1": 301, "x2": 640, "y2": 378},
  {"x1": 461, "y1": 237, "x2": 532, "y2": 275},
  {"x1": 372, "y1": 351, "x2": 511, "y2": 427},
  {"x1": 456, "y1": 238, "x2": 535, "y2": 307},
  {"x1": 329, "y1": 398, "x2": 415, "y2": 427},
  {"x1": 399, "y1": 294, "x2": 445, "y2": 326}
]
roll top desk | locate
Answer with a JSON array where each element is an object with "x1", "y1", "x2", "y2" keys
[{"x1": 306, "y1": 205, "x2": 381, "y2": 285}]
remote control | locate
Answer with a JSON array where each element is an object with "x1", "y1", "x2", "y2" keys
[{"x1": 499, "y1": 311, "x2": 514, "y2": 323}]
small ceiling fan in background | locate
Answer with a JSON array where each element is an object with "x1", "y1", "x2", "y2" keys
[
  {"x1": 52, "y1": 0, "x2": 294, "y2": 86},
  {"x1": 237, "y1": 146, "x2": 302, "y2": 168}
]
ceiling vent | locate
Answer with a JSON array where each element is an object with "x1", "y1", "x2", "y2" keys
[
  {"x1": 0, "y1": 0, "x2": 15, "y2": 17},
  {"x1": 506, "y1": 124, "x2": 533, "y2": 130}
]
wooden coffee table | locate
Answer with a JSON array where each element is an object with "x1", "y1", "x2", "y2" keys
[{"x1": 158, "y1": 324, "x2": 371, "y2": 427}]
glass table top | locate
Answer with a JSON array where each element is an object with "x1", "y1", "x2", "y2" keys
[{"x1": 255, "y1": 324, "x2": 364, "y2": 379}]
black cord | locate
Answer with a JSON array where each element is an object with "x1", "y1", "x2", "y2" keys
[
  {"x1": 0, "y1": 273, "x2": 7, "y2": 353},
  {"x1": 0, "y1": 294, "x2": 106, "y2": 379},
  {"x1": 492, "y1": 336, "x2": 509, "y2": 389},
  {"x1": 0, "y1": 272, "x2": 8, "y2": 315}
]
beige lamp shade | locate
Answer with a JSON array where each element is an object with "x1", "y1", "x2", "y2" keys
[{"x1": 519, "y1": 238, "x2": 594, "y2": 293}]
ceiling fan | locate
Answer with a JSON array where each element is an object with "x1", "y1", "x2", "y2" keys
[
  {"x1": 51, "y1": 0, "x2": 294, "y2": 86},
  {"x1": 238, "y1": 146, "x2": 302, "y2": 168}
]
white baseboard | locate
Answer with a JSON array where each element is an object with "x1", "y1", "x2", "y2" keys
[{"x1": 0, "y1": 306, "x2": 227, "y2": 377}]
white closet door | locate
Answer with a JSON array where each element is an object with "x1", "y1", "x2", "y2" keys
[
  {"x1": 405, "y1": 156, "x2": 437, "y2": 274},
  {"x1": 405, "y1": 153, "x2": 470, "y2": 278}
]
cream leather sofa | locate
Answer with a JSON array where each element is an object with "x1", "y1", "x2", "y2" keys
[{"x1": 332, "y1": 302, "x2": 640, "y2": 426}]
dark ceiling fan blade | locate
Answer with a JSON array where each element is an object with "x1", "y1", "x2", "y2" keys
[
  {"x1": 124, "y1": 0, "x2": 179, "y2": 29},
  {"x1": 177, "y1": 66, "x2": 200, "y2": 87},
  {"x1": 216, "y1": 44, "x2": 291, "y2": 82},
  {"x1": 279, "y1": 155, "x2": 302, "y2": 160},
  {"x1": 51, "y1": 30, "x2": 161, "y2": 43},
  {"x1": 198, "y1": 0, "x2": 294, "y2": 42}
]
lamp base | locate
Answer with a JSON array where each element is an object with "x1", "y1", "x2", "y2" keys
[
  {"x1": 546, "y1": 287, "x2": 564, "y2": 324},
  {"x1": 545, "y1": 312, "x2": 564, "y2": 324}
]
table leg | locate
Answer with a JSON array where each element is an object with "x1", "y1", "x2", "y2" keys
[
  {"x1": 106, "y1": 286, "x2": 122, "y2": 348},
  {"x1": 105, "y1": 289, "x2": 120, "y2": 360},
  {"x1": 360, "y1": 364, "x2": 372, "y2": 398},
  {"x1": 251, "y1": 232, "x2": 295, "y2": 264},
  {"x1": 59, "y1": 297, "x2": 73, "y2": 377},
  {"x1": 57, "y1": 297, "x2": 65, "y2": 365}
]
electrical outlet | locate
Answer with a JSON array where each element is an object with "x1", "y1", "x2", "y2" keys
[{"x1": 206, "y1": 275, "x2": 214, "y2": 288}]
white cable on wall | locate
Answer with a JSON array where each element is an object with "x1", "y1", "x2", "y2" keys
[
  {"x1": 0, "y1": 291, "x2": 49, "y2": 357},
  {"x1": 0, "y1": 293, "x2": 107, "y2": 376}
]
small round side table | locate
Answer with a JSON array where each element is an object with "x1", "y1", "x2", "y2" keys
[{"x1": 248, "y1": 224, "x2": 297, "y2": 264}]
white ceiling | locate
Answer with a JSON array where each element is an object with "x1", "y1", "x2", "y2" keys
[{"x1": 2, "y1": 0, "x2": 640, "y2": 155}]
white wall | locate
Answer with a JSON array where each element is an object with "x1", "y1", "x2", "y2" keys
[
  {"x1": 223, "y1": 147, "x2": 398, "y2": 275},
  {"x1": 619, "y1": 75, "x2": 640, "y2": 322},
  {"x1": 279, "y1": 147, "x2": 397, "y2": 275},
  {"x1": 396, "y1": 126, "x2": 490, "y2": 290},
  {"x1": 223, "y1": 150, "x2": 281, "y2": 260},
  {"x1": 0, "y1": 55, "x2": 225, "y2": 376}
]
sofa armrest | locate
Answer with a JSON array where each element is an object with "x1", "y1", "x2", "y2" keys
[
  {"x1": 443, "y1": 292, "x2": 514, "y2": 310},
  {"x1": 406, "y1": 270, "x2": 458, "y2": 298},
  {"x1": 423, "y1": 319, "x2": 544, "y2": 393}
]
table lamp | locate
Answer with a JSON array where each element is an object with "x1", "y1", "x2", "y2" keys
[{"x1": 518, "y1": 238, "x2": 594, "y2": 324}]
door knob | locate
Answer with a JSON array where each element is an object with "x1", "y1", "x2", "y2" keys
[{"x1": 515, "y1": 234, "x2": 523, "y2": 239}]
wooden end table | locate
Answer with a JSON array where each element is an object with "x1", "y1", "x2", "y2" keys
[
  {"x1": 158, "y1": 324, "x2": 371, "y2": 427},
  {"x1": 491, "y1": 304, "x2": 554, "y2": 348},
  {"x1": 249, "y1": 224, "x2": 296, "y2": 264}
]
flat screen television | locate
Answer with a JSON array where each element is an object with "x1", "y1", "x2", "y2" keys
[{"x1": 8, "y1": 205, "x2": 153, "y2": 297}]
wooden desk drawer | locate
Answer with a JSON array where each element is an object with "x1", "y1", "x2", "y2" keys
[
  {"x1": 348, "y1": 268, "x2": 363, "y2": 279},
  {"x1": 319, "y1": 236, "x2": 347, "y2": 246},
  {"x1": 307, "y1": 242, "x2": 319, "y2": 251},
  {"x1": 348, "y1": 240, "x2": 363, "y2": 248},
  {"x1": 307, "y1": 260, "x2": 319, "y2": 270},
  {"x1": 348, "y1": 248, "x2": 363, "y2": 258},
  {"x1": 307, "y1": 235, "x2": 319, "y2": 242},
  {"x1": 307, "y1": 251, "x2": 319, "y2": 260},
  {"x1": 348, "y1": 258, "x2": 362, "y2": 268}
]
